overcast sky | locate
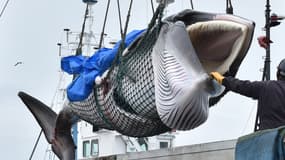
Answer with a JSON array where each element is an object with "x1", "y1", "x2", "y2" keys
[{"x1": 1, "y1": 0, "x2": 285, "y2": 159}]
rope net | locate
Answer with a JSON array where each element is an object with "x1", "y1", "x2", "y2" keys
[
  {"x1": 66, "y1": 6, "x2": 256, "y2": 136},
  {"x1": 69, "y1": 4, "x2": 171, "y2": 137}
]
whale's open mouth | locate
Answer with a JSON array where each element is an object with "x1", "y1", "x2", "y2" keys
[
  {"x1": 152, "y1": 10, "x2": 255, "y2": 130},
  {"x1": 187, "y1": 20, "x2": 249, "y2": 74},
  {"x1": 165, "y1": 10, "x2": 255, "y2": 79}
]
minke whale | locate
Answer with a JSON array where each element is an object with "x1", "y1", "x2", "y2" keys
[{"x1": 18, "y1": 9, "x2": 254, "y2": 160}]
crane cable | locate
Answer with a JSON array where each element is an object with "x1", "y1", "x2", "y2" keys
[
  {"x1": 115, "y1": 0, "x2": 134, "y2": 53},
  {"x1": 116, "y1": 0, "x2": 124, "y2": 40},
  {"x1": 226, "y1": 0, "x2": 233, "y2": 14},
  {"x1": 98, "y1": 0, "x2": 111, "y2": 49},
  {"x1": 150, "y1": 0, "x2": 155, "y2": 14},
  {"x1": 76, "y1": 3, "x2": 90, "y2": 56},
  {"x1": 189, "y1": 0, "x2": 194, "y2": 10},
  {"x1": 29, "y1": 130, "x2": 43, "y2": 160},
  {"x1": 122, "y1": 0, "x2": 134, "y2": 41},
  {"x1": 0, "y1": 0, "x2": 10, "y2": 19},
  {"x1": 104, "y1": 0, "x2": 135, "y2": 80}
]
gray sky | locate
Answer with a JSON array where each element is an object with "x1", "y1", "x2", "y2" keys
[{"x1": 0, "y1": 0, "x2": 285, "y2": 159}]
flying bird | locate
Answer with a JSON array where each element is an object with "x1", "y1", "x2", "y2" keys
[{"x1": 14, "y1": 61, "x2": 23, "y2": 66}]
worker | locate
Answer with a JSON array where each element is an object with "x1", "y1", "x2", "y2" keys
[
  {"x1": 210, "y1": 36, "x2": 285, "y2": 130},
  {"x1": 210, "y1": 58, "x2": 285, "y2": 130}
]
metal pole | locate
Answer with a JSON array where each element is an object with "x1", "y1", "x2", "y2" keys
[
  {"x1": 254, "y1": 0, "x2": 271, "y2": 132},
  {"x1": 29, "y1": 130, "x2": 43, "y2": 160},
  {"x1": 264, "y1": 0, "x2": 271, "y2": 81}
]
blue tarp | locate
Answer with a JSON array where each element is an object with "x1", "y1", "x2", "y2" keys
[
  {"x1": 61, "y1": 29, "x2": 145, "y2": 101},
  {"x1": 235, "y1": 126, "x2": 285, "y2": 160}
]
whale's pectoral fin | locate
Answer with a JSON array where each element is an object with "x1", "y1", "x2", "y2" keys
[
  {"x1": 18, "y1": 91, "x2": 56, "y2": 143},
  {"x1": 18, "y1": 91, "x2": 75, "y2": 160}
]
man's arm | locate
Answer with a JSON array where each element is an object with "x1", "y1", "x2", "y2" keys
[
  {"x1": 211, "y1": 72, "x2": 264, "y2": 99},
  {"x1": 222, "y1": 76, "x2": 264, "y2": 99}
]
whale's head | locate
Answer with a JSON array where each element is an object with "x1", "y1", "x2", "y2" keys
[
  {"x1": 151, "y1": 10, "x2": 255, "y2": 130},
  {"x1": 164, "y1": 10, "x2": 255, "y2": 105}
]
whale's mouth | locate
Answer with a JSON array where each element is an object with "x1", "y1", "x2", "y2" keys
[
  {"x1": 187, "y1": 20, "x2": 249, "y2": 74},
  {"x1": 153, "y1": 11, "x2": 255, "y2": 130}
]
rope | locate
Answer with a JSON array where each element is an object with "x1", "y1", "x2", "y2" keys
[
  {"x1": 76, "y1": 4, "x2": 89, "y2": 56},
  {"x1": 0, "y1": 0, "x2": 10, "y2": 19},
  {"x1": 226, "y1": 0, "x2": 233, "y2": 14},
  {"x1": 103, "y1": 2, "x2": 166, "y2": 83},
  {"x1": 103, "y1": 0, "x2": 135, "y2": 80},
  {"x1": 189, "y1": 0, "x2": 194, "y2": 10},
  {"x1": 145, "y1": 2, "x2": 165, "y2": 34},
  {"x1": 116, "y1": 0, "x2": 124, "y2": 39},
  {"x1": 150, "y1": 0, "x2": 155, "y2": 14},
  {"x1": 29, "y1": 130, "x2": 43, "y2": 160},
  {"x1": 121, "y1": 0, "x2": 134, "y2": 48},
  {"x1": 92, "y1": 3, "x2": 169, "y2": 136},
  {"x1": 240, "y1": 101, "x2": 258, "y2": 135},
  {"x1": 98, "y1": 0, "x2": 111, "y2": 49},
  {"x1": 111, "y1": 0, "x2": 134, "y2": 87}
]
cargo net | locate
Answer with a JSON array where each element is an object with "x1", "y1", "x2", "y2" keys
[{"x1": 69, "y1": 4, "x2": 171, "y2": 137}]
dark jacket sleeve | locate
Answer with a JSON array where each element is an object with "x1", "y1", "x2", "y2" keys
[{"x1": 222, "y1": 77, "x2": 265, "y2": 99}]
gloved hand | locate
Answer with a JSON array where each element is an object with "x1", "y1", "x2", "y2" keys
[
  {"x1": 210, "y1": 72, "x2": 224, "y2": 84},
  {"x1": 257, "y1": 36, "x2": 273, "y2": 49}
]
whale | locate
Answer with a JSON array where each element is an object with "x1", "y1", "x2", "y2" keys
[{"x1": 18, "y1": 9, "x2": 254, "y2": 160}]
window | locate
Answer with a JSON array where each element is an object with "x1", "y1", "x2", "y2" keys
[
  {"x1": 83, "y1": 141, "x2": 91, "y2": 157},
  {"x1": 137, "y1": 138, "x2": 148, "y2": 151},
  {"x1": 91, "y1": 139, "x2": 99, "y2": 156},
  {"x1": 83, "y1": 139, "x2": 99, "y2": 157},
  {"x1": 159, "y1": 141, "x2": 169, "y2": 149}
]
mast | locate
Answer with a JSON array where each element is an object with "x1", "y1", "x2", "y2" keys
[
  {"x1": 254, "y1": 0, "x2": 284, "y2": 131},
  {"x1": 254, "y1": 0, "x2": 271, "y2": 132},
  {"x1": 263, "y1": 0, "x2": 271, "y2": 81}
]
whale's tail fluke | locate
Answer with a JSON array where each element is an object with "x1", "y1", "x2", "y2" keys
[{"x1": 18, "y1": 91, "x2": 75, "y2": 160}]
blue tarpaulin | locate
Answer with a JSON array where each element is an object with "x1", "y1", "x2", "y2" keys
[
  {"x1": 235, "y1": 126, "x2": 285, "y2": 160},
  {"x1": 61, "y1": 29, "x2": 145, "y2": 101}
]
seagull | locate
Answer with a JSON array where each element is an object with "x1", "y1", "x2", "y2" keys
[{"x1": 14, "y1": 61, "x2": 23, "y2": 66}]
